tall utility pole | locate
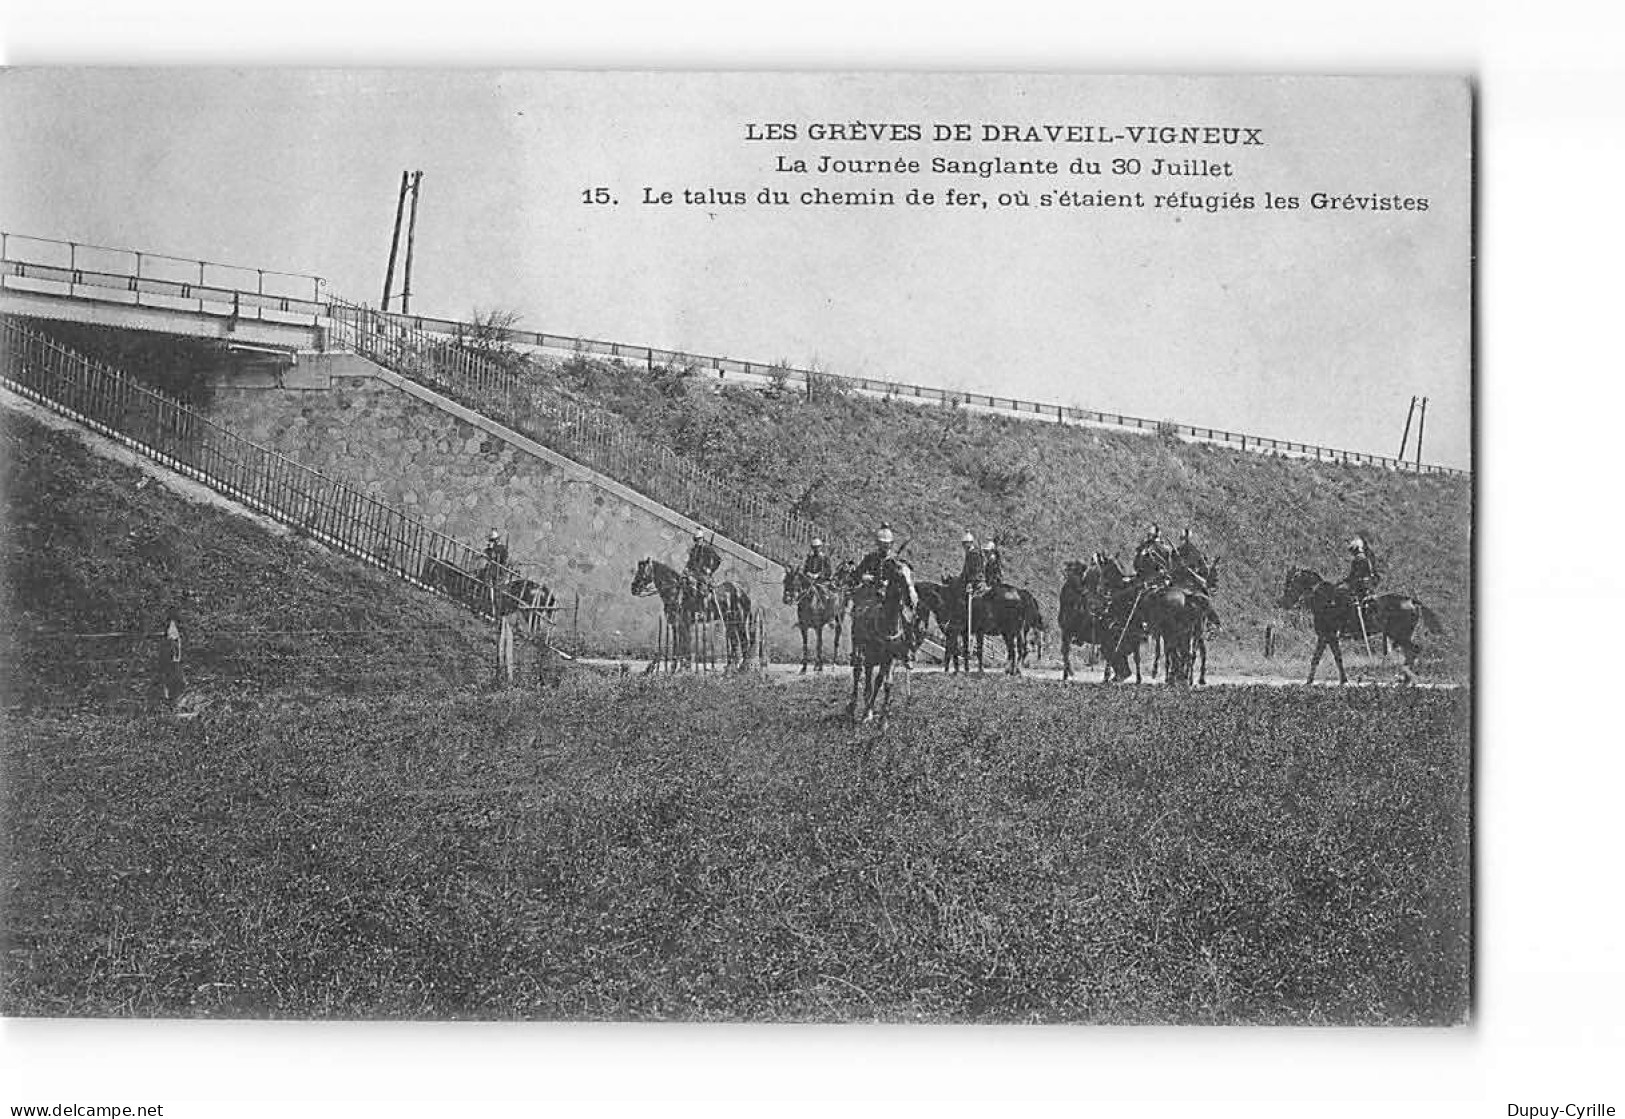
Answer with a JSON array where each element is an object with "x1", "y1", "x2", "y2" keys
[
  {"x1": 1415, "y1": 397, "x2": 1429, "y2": 468},
  {"x1": 1397, "y1": 395, "x2": 1418, "y2": 462},
  {"x1": 394, "y1": 172, "x2": 416, "y2": 316},
  {"x1": 381, "y1": 170, "x2": 423, "y2": 312},
  {"x1": 381, "y1": 171, "x2": 409, "y2": 309}
]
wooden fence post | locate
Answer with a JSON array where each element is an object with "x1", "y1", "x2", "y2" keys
[{"x1": 498, "y1": 614, "x2": 516, "y2": 685}]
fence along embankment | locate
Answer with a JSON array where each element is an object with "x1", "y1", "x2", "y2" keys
[
  {"x1": 0, "y1": 315, "x2": 536, "y2": 623},
  {"x1": 377, "y1": 308, "x2": 1469, "y2": 479}
]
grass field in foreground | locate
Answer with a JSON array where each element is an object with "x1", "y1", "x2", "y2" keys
[{"x1": 0, "y1": 675, "x2": 1470, "y2": 1024}]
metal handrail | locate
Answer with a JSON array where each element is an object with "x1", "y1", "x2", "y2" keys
[{"x1": 0, "y1": 315, "x2": 547, "y2": 632}]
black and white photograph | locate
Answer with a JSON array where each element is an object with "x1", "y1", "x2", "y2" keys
[
  {"x1": 0, "y1": 21, "x2": 1616, "y2": 1112},
  {"x1": 0, "y1": 68, "x2": 1472, "y2": 1026}
]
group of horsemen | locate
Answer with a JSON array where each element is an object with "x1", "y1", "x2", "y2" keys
[
  {"x1": 772, "y1": 522, "x2": 1381, "y2": 614},
  {"x1": 481, "y1": 519, "x2": 1381, "y2": 639},
  {"x1": 489, "y1": 516, "x2": 1379, "y2": 606}
]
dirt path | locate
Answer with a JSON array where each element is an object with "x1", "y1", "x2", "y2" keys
[{"x1": 573, "y1": 656, "x2": 1464, "y2": 689}]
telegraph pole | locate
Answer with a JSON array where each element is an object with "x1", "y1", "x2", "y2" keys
[
  {"x1": 394, "y1": 172, "x2": 416, "y2": 316},
  {"x1": 1397, "y1": 395, "x2": 1418, "y2": 462},
  {"x1": 1415, "y1": 396, "x2": 1428, "y2": 469},
  {"x1": 381, "y1": 171, "x2": 409, "y2": 309}
]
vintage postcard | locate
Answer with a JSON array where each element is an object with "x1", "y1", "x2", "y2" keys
[{"x1": 0, "y1": 71, "x2": 1470, "y2": 1026}]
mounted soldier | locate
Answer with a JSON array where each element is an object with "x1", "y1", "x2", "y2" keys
[
  {"x1": 982, "y1": 539, "x2": 1005, "y2": 591},
  {"x1": 957, "y1": 531, "x2": 987, "y2": 593},
  {"x1": 685, "y1": 529, "x2": 723, "y2": 608},
  {"x1": 482, "y1": 529, "x2": 510, "y2": 612},
  {"x1": 1133, "y1": 523, "x2": 1175, "y2": 581},
  {"x1": 852, "y1": 523, "x2": 899, "y2": 586},
  {"x1": 1339, "y1": 537, "x2": 1380, "y2": 603},
  {"x1": 1172, "y1": 527, "x2": 1210, "y2": 590},
  {"x1": 801, "y1": 537, "x2": 833, "y2": 585}
]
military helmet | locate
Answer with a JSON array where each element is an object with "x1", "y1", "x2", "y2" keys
[
  {"x1": 984, "y1": 539, "x2": 997, "y2": 551},
  {"x1": 1148, "y1": 523, "x2": 1160, "y2": 537},
  {"x1": 1349, "y1": 537, "x2": 1364, "y2": 553},
  {"x1": 693, "y1": 529, "x2": 705, "y2": 543},
  {"x1": 1182, "y1": 527, "x2": 1193, "y2": 542},
  {"x1": 811, "y1": 538, "x2": 824, "y2": 548},
  {"x1": 488, "y1": 529, "x2": 501, "y2": 541},
  {"x1": 876, "y1": 523, "x2": 895, "y2": 545},
  {"x1": 961, "y1": 531, "x2": 976, "y2": 545}
]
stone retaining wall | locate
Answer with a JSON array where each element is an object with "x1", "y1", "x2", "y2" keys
[{"x1": 207, "y1": 354, "x2": 799, "y2": 658}]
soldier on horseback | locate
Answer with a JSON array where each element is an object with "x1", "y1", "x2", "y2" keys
[
  {"x1": 1172, "y1": 527, "x2": 1209, "y2": 590},
  {"x1": 853, "y1": 523, "x2": 898, "y2": 585},
  {"x1": 1339, "y1": 537, "x2": 1381, "y2": 604},
  {"x1": 482, "y1": 528, "x2": 509, "y2": 612},
  {"x1": 1134, "y1": 523, "x2": 1175, "y2": 580},
  {"x1": 685, "y1": 529, "x2": 723, "y2": 610},
  {"x1": 982, "y1": 539, "x2": 1005, "y2": 591},
  {"x1": 801, "y1": 537, "x2": 833, "y2": 586},
  {"x1": 957, "y1": 531, "x2": 986, "y2": 593}
]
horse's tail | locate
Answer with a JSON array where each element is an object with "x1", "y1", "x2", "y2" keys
[{"x1": 1415, "y1": 601, "x2": 1446, "y2": 637}]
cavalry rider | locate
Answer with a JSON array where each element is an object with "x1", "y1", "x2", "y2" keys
[
  {"x1": 1339, "y1": 537, "x2": 1380, "y2": 603},
  {"x1": 1133, "y1": 523, "x2": 1175, "y2": 580},
  {"x1": 982, "y1": 539, "x2": 1005, "y2": 591},
  {"x1": 957, "y1": 531, "x2": 987, "y2": 593},
  {"x1": 852, "y1": 523, "x2": 899, "y2": 586},
  {"x1": 1172, "y1": 527, "x2": 1209, "y2": 589},
  {"x1": 801, "y1": 537, "x2": 833, "y2": 586},
  {"x1": 686, "y1": 529, "x2": 723, "y2": 600},
  {"x1": 482, "y1": 528, "x2": 510, "y2": 611}
]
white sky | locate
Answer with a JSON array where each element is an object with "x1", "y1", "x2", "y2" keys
[{"x1": 0, "y1": 70, "x2": 1470, "y2": 467}]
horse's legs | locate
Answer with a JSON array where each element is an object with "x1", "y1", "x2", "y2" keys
[
  {"x1": 1131, "y1": 647, "x2": 1142, "y2": 685},
  {"x1": 847, "y1": 658, "x2": 861, "y2": 716},
  {"x1": 1197, "y1": 634, "x2": 1207, "y2": 686},
  {"x1": 1151, "y1": 633, "x2": 1162, "y2": 679},
  {"x1": 1307, "y1": 636, "x2": 1325, "y2": 683},
  {"x1": 1329, "y1": 638, "x2": 1347, "y2": 684},
  {"x1": 1006, "y1": 631, "x2": 1020, "y2": 676},
  {"x1": 815, "y1": 625, "x2": 825, "y2": 673},
  {"x1": 1061, "y1": 630, "x2": 1073, "y2": 681},
  {"x1": 976, "y1": 633, "x2": 986, "y2": 674},
  {"x1": 800, "y1": 626, "x2": 810, "y2": 674}
]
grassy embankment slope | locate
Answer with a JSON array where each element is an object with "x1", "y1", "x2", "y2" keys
[
  {"x1": 544, "y1": 356, "x2": 1471, "y2": 675},
  {"x1": 2, "y1": 675, "x2": 1470, "y2": 1022},
  {"x1": 0, "y1": 407, "x2": 502, "y2": 708}
]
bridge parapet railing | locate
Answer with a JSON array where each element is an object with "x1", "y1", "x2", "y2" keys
[
  {"x1": 327, "y1": 298, "x2": 838, "y2": 568},
  {"x1": 0, "y1": 315, "x2": 544, "y2": 628},
  {"x1": 0, "y1": 231, "x2": 326, "y2": 325}
]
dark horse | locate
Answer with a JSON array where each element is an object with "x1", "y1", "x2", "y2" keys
[
  {"x1": 632, "y1": 558, "x2": 755, "y2": 669},
  {"x1": 782, "y1": 560, "x2": 850, "y2": 673},
  {"x1": 847, "y1": 555, "x2": 918, "y2": 724},
  {"x1": 1160, "y1": 554, "x2": 1222, "y2": 684},
  {"x1": 1280, "y1": 566, "x2": 1444, "y2": 685},
  {"x1": 1072, "y1": 556, "x2": 1149, "y2": 683},
  {"x1": 422, "y1": 556, "x2": 555, "y2": 632},
  {"x1": 1059, "y1": 559, "x2": 1114, "y2": 682},
  {"x1": 1017, "y1": 588, "x2": 1046, "y2": 666},
  {"x1": 937, "y1": 577, "x2": 1028, "y2": 675},
  {"x1": 1067, "y1": 555, "x2": 1218, "y2": 685}
]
